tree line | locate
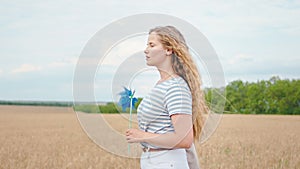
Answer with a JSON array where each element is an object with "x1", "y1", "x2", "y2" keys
[
  {"x1": 3, "y1": 76, "x2": 299, "y2": 115},
  {"x1": 0, "y1": 100, "x2": 73, "y2": 107},
  {"x1": 206, "y1": 76, "x2": 300, "y2": 115},
  {"x1": 76, "y1": 76, "x2": 299, "y2": 115}
]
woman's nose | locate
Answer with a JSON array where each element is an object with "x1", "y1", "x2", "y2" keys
[{"x1": 144, "y1": 48, "x2": 148, "y2": 54}]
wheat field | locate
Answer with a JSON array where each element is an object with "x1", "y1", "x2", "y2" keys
[{"x1": 0, "y1": 105, "x2": 299, "y2": 169}]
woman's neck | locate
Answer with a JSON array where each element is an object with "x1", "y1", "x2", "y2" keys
[{"x1": 157, "y1": 68, "x2": 177, "y2": 83}]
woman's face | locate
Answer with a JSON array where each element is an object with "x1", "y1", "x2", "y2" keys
[{"x1": 144, "y1": 32, "x2": 169, "y2": 67}]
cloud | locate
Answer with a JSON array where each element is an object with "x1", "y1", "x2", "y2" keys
[
  {"x1": 47, "y1": 58, "x2": 78, "y2": 69},
  {"x1": 222, "y1": 53, "x2": 263, "y2": 75},
  {"x1": 182, "y1": 0, "x2": 300, "y2": 41},
  {"x1": 101, "y1": 35, "x2": 147, "y2": 67},
  {"x1": 1, "y1": 0, "x2": 299, "y2": 101},
  {"x1": 221, "y1": 51, "x2": 300, "y2": 84},
  {"x1": 12, "y1": 64, "x2": 42, "y2": 74},
  {"x1": 228, "y1": 53, "x2": 254, "y2": 65}
]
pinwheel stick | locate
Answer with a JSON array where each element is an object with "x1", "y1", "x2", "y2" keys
[
  {"x1": 129, "y1": 95, "x2": 133, "y2": 129},
  {"x1": 118, "y1": 87, "x2": 137, "y2": 155}
]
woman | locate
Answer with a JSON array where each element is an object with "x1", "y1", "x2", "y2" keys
[{"x1": 126, "y1": 26, "x2": 208, "y2": 169}]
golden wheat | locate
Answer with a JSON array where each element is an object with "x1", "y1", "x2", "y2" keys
[{"x1": 0, "y1": 105, "x2": 299, "y2": 169}]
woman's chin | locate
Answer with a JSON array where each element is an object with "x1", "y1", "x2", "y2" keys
[{"x1": 146, "y1": 62, "x2": 153, "y2": 66}]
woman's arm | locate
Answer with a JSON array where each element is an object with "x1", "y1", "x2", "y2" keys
[{"x1": 126, "y1": 114, "x2": 193, "y2": 149}]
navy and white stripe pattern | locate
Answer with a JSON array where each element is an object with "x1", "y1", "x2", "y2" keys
[{"x1": 137, "y1": 76, "x2": 192, "y2": 149}]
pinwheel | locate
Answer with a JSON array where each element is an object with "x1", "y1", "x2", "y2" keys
[
  {"x1": 118, "y1": 87, "x2": 138, "y2": 128},
  {"x1": 118, "y1": 87, "x2": 138, "y2": 154},
  {"x1": 119, "y1": 87, "x2": 138, "y2": 111}
]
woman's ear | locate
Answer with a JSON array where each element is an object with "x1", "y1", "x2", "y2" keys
[{"x1": 166, "y1": 49, "x2": 173, "y2": 56}]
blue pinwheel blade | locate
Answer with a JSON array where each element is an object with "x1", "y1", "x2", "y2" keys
[
  {"x1": 131, "y1": 98, "x2": 138, "y2": 108},
  {"x1": 118, "y1": 87, "x2": 138, "y2": 112}
]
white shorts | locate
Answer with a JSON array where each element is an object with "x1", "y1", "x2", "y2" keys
[{"x1": 140, "y1": 148, "x2": 189, "y2": 169}]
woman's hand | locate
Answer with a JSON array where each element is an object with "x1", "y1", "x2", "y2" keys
[
  {"x1": 125, "y1": 114, "x2": 193, "y2": 149},
  {"x1": 126, "y1": 128, "x2": 146, "y2": 143}
]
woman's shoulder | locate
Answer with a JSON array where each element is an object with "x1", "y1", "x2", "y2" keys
[
  {"x1": 169, "y1": 76, "x2": 188, "y2": 86},
  {"x1": 154, "y1": 76, "x2": 190, "y2": 93},
  {"x1": 162, "y1": 76, "x2": 190, "y2": 91}
]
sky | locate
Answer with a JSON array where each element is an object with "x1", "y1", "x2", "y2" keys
[{"x1": 0, "y1": 0, "x2": 299, "y2": 101}]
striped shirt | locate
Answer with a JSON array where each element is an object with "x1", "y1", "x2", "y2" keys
[{"x1": 137, "y1": 76, "x2": 192, "y2": 149}]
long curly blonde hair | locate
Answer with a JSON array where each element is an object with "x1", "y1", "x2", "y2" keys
[{"x1": 149, "y1": 26, "x2": 208, "y2": 141}]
